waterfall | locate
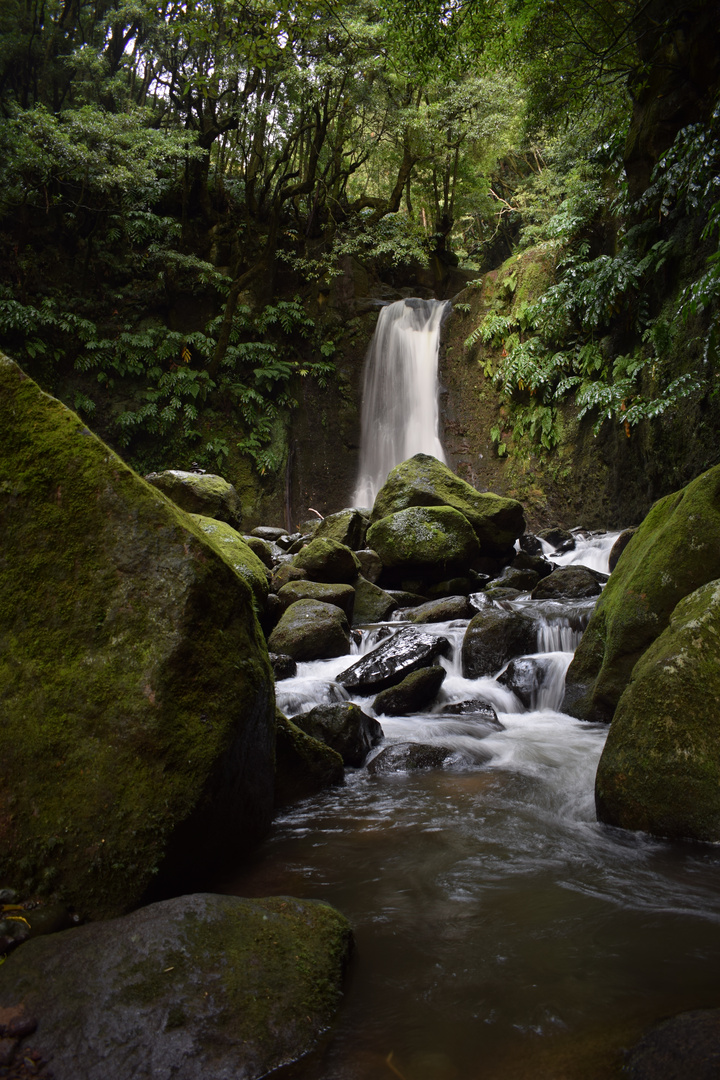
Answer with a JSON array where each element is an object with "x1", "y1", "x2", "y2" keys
[{"x1": 353, "y1": 298, "x2": 449, "y2": 507}]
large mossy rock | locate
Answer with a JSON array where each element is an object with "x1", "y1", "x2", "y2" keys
[
  {"x1": 595, "y1": 579, "x2": 720, "y2": 842},
  {"x1": 370, "y1": 454, "x2": 525, "y2": 553},
  {"x1": 0, "y1": 358, "x2": 275, "y2": 918},
  {"x1": 313, "y1": 508, "x2": 369, "y2": 550},
  {"x1": 190, "y1": 514, "x2": 271, "y2": 613},
  {"x1": 145, "y1": 469, "x2": 244, "y2": 530},
  {"x1": 292, "y1": 537, "x2": 361, "y2": 584},
  {"x1": 351, "y1": 576, "x2": 399, "y2": 624},
  {"x1": 277, "y1": 580, "x2": 355, "y2": 621},
  {"x1": 267, "y1": 599, "x2": 351, "y2": 661},
  {"x1": 461, "y1": 607, "x2": 537, "y2": 678},
  {"x1": 366, "y1": 505, "x2": 481, "y2": 584},
  {"x1": 372, "y1": 666, "x2": 446, "y2": 716},
  {"x1": 274, "y1": 712, "x2": 344, "y2": 806},
  {"x1": 0, "y1": 892, "x2": 352, "y2": 1080},
  {"x1": 564, "y1": 465, "x2": 720, "y2": 723}
]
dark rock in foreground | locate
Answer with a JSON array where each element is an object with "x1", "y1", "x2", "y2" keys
[
  {"x1": 0, "y1": 358, "x2": 275, "y2": 918},
  {"x1": 275, "y1": 713, "x2": 344, "y2": 806},
  {"x1": 0, "y1": 893, "x2": 352, "y2": 1080},
  {"x1": 293, "y1": 703, "x2": 383, "y2": 766},
  {"x1": 336, "y1": 627, "x2": 451, "y2": 694},
  {"x1": 367, "y1": 743, "x2": 458, "y2": 773},
  {"x1": 624, "y1": 1008, "x2": 720, "y2": 1079}
]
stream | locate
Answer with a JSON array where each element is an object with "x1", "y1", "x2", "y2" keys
[{"x1": 221, "y1": 533, "x2": 720, "y2": 1080}]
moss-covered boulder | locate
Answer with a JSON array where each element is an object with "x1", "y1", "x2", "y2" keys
[
  {"x1": 370, "y1": 454, "x2": 525, "y2": 554},
  {"x1": 274, "y1": 712, "x2": 344, "y2": 806},
  {"x1": 292, "y1": 537, "x2": 361, "y2": 584},
  {"x1": 595, "y1": 579, "x2": 720, "y2": 841},
  {"x1": 145, "y1": 469, "x2": 244, "y2": 530},
  {"x1": 191, "y1": 514, "x2": 271, "y2": 613},
  {"x1": 372, "y1": 666, "x2": 446, "y2": 716},
  {"x1": 0, "y1": 892, "x2": 352, "y2": 1080},
  {"x1": 0, "y1": 358, "x2": 275, "y2": 918},
  {"x1": 563, "y1": 465, "x2": 720, "y2": 723},
  {"x1": 461, "y1": 607, "x2": 537, "y2": 678},
  {"x1": 406, "y1": 595, "x2": 475, "y2": 623},
  {"x1": 278, "y1": 581, "x2": 355, "y2": 621},
  {"x1": 267, "y1": 599, "x2": 351, "y2": 661},
  {"x1": 313, "y1": 508, "x2": 370, "y2": 550},
  {"x1": 530, "y1": 566, "x2": 601, "y2": 601},
  {"x1": 352, "y1": 577, "x2": 398, "y2": 625},
  {"x1": 367, "y1": 505, "x2": 481, "y2": 584}
]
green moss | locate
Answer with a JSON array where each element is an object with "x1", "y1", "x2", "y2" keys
[{"x1": 0, "y1": 357, "x2": 275, "y2": 917}]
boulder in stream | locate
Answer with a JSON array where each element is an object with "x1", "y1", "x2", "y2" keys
[
  {"x1": 461, "y1": 607, "x2": 537, "y2": 678},
  {"x1": 278, "y1": 580, "x2": 355, "y2": 621},
  {"x1": 372, "y1": 666, "x2": 447, "y2": 716},
  {"x1": 367, "y1": 743, "x2": 459, "y2": 773},
  {"x1": 439, "y1": 700, "x2": 504, "y2": 732},
  {"x1": 351, "y1": 576, "x2": 399, "y2": 624},
  {"x1": 267, "y1": 599, "x2": 351, "y2": 661},
  {"x1": 275, "y1": 712, "x2": 344, "y2": 805},
  {"x1": 145, "y1": 468, "x2": 243, "y2": 530},
  {"x1": 292, "y1": 537, "x2": 361, "y2": 583},
  {"x1": 293, "y1": 703, "x2": 383, "y2": 766},
  {"x1": 369, "y1": 453, "x2": 525, "y2": 554},
  {"x1": 595, "y1": 579, "x2": 720, "y2": 842},
  {"x1": 367, "y1": 505, "x2": 481, "y2": 584},
  {"x1": 531, "y1": 565, "x2": 602, "y2": 600},
  {"x1": 407, "y1": 595, "x2": 475, "y2": 623},
  {"x1": 336, "y1": 627, "x2": 451, "y2": 694},
  {"x1": 0, "y1": 892, "x2": 352, "y2": 1080},
  {"x1": 0, "y1": 358, "x2": 275, "y2": 918},
  {"x1": 498, "y1": 657, "x2": 547, "y2": 709},
  {"x1": 624, "y1": 1007, "x2": 720, "y2": 1079},
  {"x1": 564, "y1": 464, "x2": 720, "y2": 723}
]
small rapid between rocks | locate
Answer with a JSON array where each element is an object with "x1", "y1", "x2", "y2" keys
[{"x1": 222, "y1": 532, "x2": 720, "y2": 1080}]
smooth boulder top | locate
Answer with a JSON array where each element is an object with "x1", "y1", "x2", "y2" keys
[
  {"x1": 267, "y1": 598, "x2": 351, "y2": 662},
  {"x1": 366, "y1": 505, "x2": 481, "y2": 576},
  {"x1": 370, "y1": 453, "x2": 525, "y2": 552},
  {"x1": 595, "y1": 578, "x2": 720, "y2": 842},
  {"x1": 0, "y1": 892, "x2": 352, "y2": 1080},
  {"x1": 0, "y1": 357, "x2": 275, "y2": 918},
  {"x1": 336, "y1": 626, "x2": 451, "y2": 694},
  {"x1": 146, "y1": 469, "x2": 243, "y2": 530},
  {"x1": 563, "y1": 463, "x2": 720, "y2": 723}
]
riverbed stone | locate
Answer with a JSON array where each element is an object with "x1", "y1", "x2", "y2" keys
[
  {"x1": 0, "y1": 892, "x2": 352, "y2": 1080},
  {"x1": 491, "y1": 565, "x2": 540, "y2": 592},
  {"x1": 275, "y1": 712, "x2": 344, "y2": 805},
  {"x1": 242, "y1": 534, "x2": 275, "y2": 568},
  {"x1": 366, "y1": 743, "x2": 457, "y2": 773},
  {"x1": 313, "y1": 509, "x2": 369, "y2": 550},
  {"x1": 531, "y1": 565, "x2": 602, "y2": 601},
  {"x1": 624, "y1": 1008, "x2": 720, "y2": 1079},
  {"x1": 462, "y1": 607, "x2": 537, "y2": 678},
  {"x1": 352, "y1": 576, "x2": 399, "y2": 625},
  {"x1": 369, "y1": 453, "x2": 525, "y2": 554},
  {"x1": 278, "y1": 581, "x2": 355, "y2": 621},
  {"x1": 0, "y1": 357, "x2": 275, "y2": 919},
  {"x1": 372, "y1": 666, "x2": 446, "y2": 716},
  {"x1": 563, "y1": 464, "x2": 720, "y2": 723},
  {"x1": 439, "y1": 700, "x2": 503, "y2": 730},
  {"x1": 272, "y1": 563, "x2": 308, "y2": 591},
  {"x1": 595, "y1": 579, "x2": 720, "y2": 841},
  {"x1": 292, "y1": 703, "x2": 383, "y2": 766},
  {"x1": 355, "y1": 548, "x2": 383, "y2": 584},
  {"x1": 269, "y1": 653, "x2": 297, "y2": 681},
  {"x1": 190, "y1": 514, "x2": 271, "y2": 613},
  {"x1": 336, "y1": 626, "x2": 452, "y2": 694},
  {"x1": 407, "y1": 595, "x2": 475, "y2": 623},
  {"x1": 537, "y1": 527, "x2": 575, "y2": 553},
  {"x1": 367, "y1": 505, "x2": 481, "y2": 584},
  {"x1": 145, "y1": 469, "x2": 243, "y2": 530},
  {"x1": 267, "y1": 599, "x2": 351, "y2": 661},
  {"x1": 292, "y1": 537, "x2": 361, "y2": 583},
  {"x1": 608, "y1": 527, "x2": 637, "y2": 572}
]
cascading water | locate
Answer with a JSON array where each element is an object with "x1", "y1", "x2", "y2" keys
[
  {"x1": 225, "y1": 531, "x2": 720, "y2": 1080},
  {"x1": 353, "y1": 298, "x2": 449, "y2": 508}
]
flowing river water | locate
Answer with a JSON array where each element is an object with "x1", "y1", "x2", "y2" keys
[{"x1": 221, "y1": 534, "x2": 720, "y2": 1080}]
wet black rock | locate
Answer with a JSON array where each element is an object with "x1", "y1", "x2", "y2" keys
[
  {"x1": 251, "y1": 526, "x2": 287, "y2": 542},
  {"x1": 373, "y1": 666, "x2": 446, "y2": 716},
  {"x1": 462, "y1": 608, "x2": 537, "y2": 678},
  {"x1": 531, "y1": 566, "x2": 602, "y2": 600},
  {"x1": 336, "y1": 627, "x2": 452, "y2": 694},
  {"x1": 407, "y1": 595, "x2": 475, "y2": 624},
  {"x1": 490, "y1": 566, "x2": 540, "y2": 592},
  {"x1": 366, "y1": 743, "x2": 458, "y2": 773},
  {"x1": 537, "y1": 527, "x2": 575, "y2": 553},
  {"x1": 269, "y1": 653, "x2": 297, "y2": 681},
  {"x1": 512, "y1": 550, "x2": 554, "y2": 579},
  {"x1": 438, "y1": 700, "x2": 504, "y2": 733},
  {"x1": 292, "y1": 703, "x2": 383, "y2": 767},
  {"x1": 498, "y1": 657, "x2": 547, "y2": 709},
  {"x1": 518, "y1": 532, "x2": 543, "y2": 556}
]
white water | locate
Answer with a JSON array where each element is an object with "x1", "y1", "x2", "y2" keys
[{"x1": 353, "y1": 299, "x2": 449, "y2": 508}]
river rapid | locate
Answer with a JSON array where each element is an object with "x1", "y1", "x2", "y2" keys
[{"x1": 221, "y1": 533, "x2": 720, "y2": 1080}]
